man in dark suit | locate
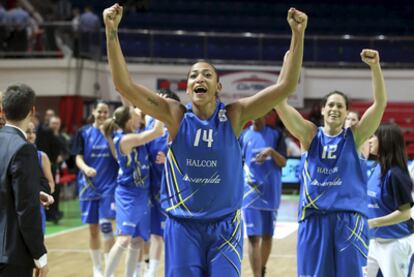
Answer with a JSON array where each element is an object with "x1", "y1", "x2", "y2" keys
[{"x1": 0, "y1": 83, "x2": 48, "y2": 276}]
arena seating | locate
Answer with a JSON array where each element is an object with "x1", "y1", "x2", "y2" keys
[{"x1": 70, "y1": 0, "x2": 414, "y2": 62}]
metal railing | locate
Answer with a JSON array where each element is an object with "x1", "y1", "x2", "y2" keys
[{"x1": 1, "y1": 22, "x2": 414, "y2": 67}]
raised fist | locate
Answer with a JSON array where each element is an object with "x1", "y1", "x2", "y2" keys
[
  {"x1": 287, "y1": 8, "x2": 308, "y2": 33},
  {"x1": 361, "y1": 49, "x2": 380, "y2": 66},
  {"x1": 103, "y1": 4, "x2": 123, "y2": 30}
]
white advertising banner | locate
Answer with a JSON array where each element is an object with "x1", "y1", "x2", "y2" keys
[{"x1": 218, "y1": 68, "x2": 304, "y2": 108}]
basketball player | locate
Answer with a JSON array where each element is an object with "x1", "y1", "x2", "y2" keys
[
  {"x1": 275, "y1": 49, "x2": 386, "y2": 276},
  {"x1": 239, "y1": 114, "x2": 286, "y2": 277},
  {"x1": 143, "y1": 89, "x2": 181, "y2": 277},
  {"x1": 103, "y1": 3, "x2": 307, "y2": 276},
  {"x1": 366, "y1": 124, "x2": 414, "y2": 277},
  {"x1": 102, "y1": 106, "x2": 163, "y2": 277},
  {"x1": 72, "y1": 101, "x2": 118, "y2": 277}
]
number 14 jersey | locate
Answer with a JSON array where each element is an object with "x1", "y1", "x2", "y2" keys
[{"x1": 161, "y1": 101, "x2": 243, "y2": 220}]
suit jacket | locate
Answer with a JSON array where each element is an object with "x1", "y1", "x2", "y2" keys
[{"x1": 0, "y1": 125, "x2": 47, "y2": 266}]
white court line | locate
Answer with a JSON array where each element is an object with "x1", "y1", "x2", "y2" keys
[{"x1": 45, "y1": 225, "x2": 87, "y2": 239}]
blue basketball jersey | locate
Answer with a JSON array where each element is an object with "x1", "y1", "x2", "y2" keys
[
  {"x1": 298, "y1": 127, "x2": 367, "y2": 221},
  {"x1": 239, "y1": 126, "x2": 285, "y2": 210},
  {"x1": 367, "y1": 165, "x2": 414, "y2": 239},
  {"x1": 37, "y1": 151, "x2": 43, "y2": 167},
  {"x1": 113, "y1": 131, "x2": 150, "y2": 189},
  {"x1": 72, "y1": 125, "x2": 118, "y2": 200},
  {"x1": 146, "y1": 116, "x2": 169, "y2": 196},
  {"x1": 161, "y1": 101, "x2": 243, "y2": 220}
]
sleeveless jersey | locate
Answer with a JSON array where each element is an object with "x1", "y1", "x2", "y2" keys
[
  {"x1": 113, "y1": 131, "x2": 150, "y2": 189},
  {"x1": 367, "y1": 165, "x2": 414, "y2": 239},
  {"x1": 298, "y1": 127, "x2": 367, "y2": 221},
  {"x1": 72, "y1": 125, "x2": 118, "y2": 200},
  {"x1": 161, "y1": 101, "x2": 243, "y2": 220},
  {"x1": 146, "y1": 116, "x2": 169, "y2": 196},
  {"x1": 37, "y1": 151, "x2": 43, "y2": 168},
  {"x1": 240, "y1": 126, "x2": 285, "y2": 210}
]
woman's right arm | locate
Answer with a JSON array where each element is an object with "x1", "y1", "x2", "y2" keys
[
  {"x1": 368, "y1": 204, "x2": 412, "y2": 228},
  {"x1": 41, "y1": 153, "x2": 55, "y2": 193},
  {"x1": 120, "y1": 120, "x2": 165, "y2": 155},
  {"x1": 75, "y1": 155, "x2": 96, "y2": 177},
  {"x1": 103, "y1": 4, "x2": 183, "y2": 132},
  {"x1": 274, "y1": 52, "x2": 316, "y2": 151}
]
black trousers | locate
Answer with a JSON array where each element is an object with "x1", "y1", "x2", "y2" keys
[{"x1": 0, "y1": 263, "x2": 33, "y2": 277}]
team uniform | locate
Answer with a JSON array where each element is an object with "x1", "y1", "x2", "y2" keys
[
  {"x1": 366, "y1": 165, "x2": 414, "y2": 277},
  {"x1": 113, "y1": 130, "x2": 151, "y2": 240},
  {"x1": 147, "y1": 116, "x2": 169, "y2": 236},
  {"x1": 239, "y1": 125, "x2": 286, "y2": 236},
  {"x1": 71, "y1": 125, "x2": 118, "y2": 224},
  {"x1": 161, "y1": 101, "x2": 244, "y2": 277},
  {"x1": 37, "y1": 150, "x2": 46, "y2": 234},
  {"x1": 297, "y1": 127, "x2": 369, "y2": 277}
]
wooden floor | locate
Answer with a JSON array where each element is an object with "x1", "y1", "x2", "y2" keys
[
  {"x1": 46, "y1": 227, "x2": 297, "y2": 277},
  {"x1": 46, "y1": 197, "x2": 299, "y2": 276}
]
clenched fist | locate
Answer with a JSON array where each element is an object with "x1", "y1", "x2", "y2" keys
[
  {"x1": 287, "y1": 8, "x2": 308, "y2": 33},
  {"x1": 103, "y1": 4, "x2": 123, "y2": 30},
  {"x1": 361, "y1": 49, "x2": 380, "y2": 66}
]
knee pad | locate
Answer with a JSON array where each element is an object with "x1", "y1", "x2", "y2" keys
[{"x1": 99, "y1": 219, "x2": 113, "y2": 241}]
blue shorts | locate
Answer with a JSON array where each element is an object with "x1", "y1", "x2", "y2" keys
[
  {"x1": 242, "y1": 208, "x2": 277, "y2": 236},
  {"x1": 164, "y1": 211, "x2": 243, "y2": 277},
  {"x1": 80, "y1": 195, "x2": 115, "y2": 224},
  {"x1": 150, "y1": 200, "x2": 167, "y2": 236},
  {"x1": 297, "y1": 212, "x2": 368, "y2": 277},
  {"x1": 115, "y1": 185, "x2": 150, "y2": 240}
]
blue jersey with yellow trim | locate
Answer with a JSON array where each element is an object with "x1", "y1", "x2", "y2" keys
[
  {"x1": 298, "y1": 127, "x2": 367, "y2": 221},
  {"x1": 240, "y1": 126, "x2": 285, "y2": 210},
  {"x1": 72, "y1": 125, "x2": 118, "y2": 200},
  {"x1": 113, "y1": 131, "x2": 150, "y2": 189},
  {"x1": 160, "y1": 101, "x2": 243, "y2": 220},
  {"x1": 146, "y1": 116, "x2": 169, "y2": 195},
  {"x1": 367, "y1": 165, "x2": 414, "y2": 239}
]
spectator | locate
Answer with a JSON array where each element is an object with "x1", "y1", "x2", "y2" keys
[
  {"x1": 79, "y1": 5, "x2": 100, "y2": 59},
  {"x1": 71, "y1": 7, "x2": 80, "y2": 57},
  {"x1": 5, "y1": 3, "x2": 30, "y2": 52},
  {"x1": 0, "y1": 3, "x2": 7, "y2": 51},
  {"x1": 47, "y1": 115, "x2": 69, "y2": 223},
  {"x1": 35, "y1": 109, "x2": 63, "y2": 223}
]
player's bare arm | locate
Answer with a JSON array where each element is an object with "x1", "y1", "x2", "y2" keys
[
  {"x1": 103, "y1": 4, "x2": 184, "y2": 135},
  {"x1": 229, "y1": 8, "x2": 307, "y2": 136},
  {"x1": 353, "y1": 49, "x2": 387, "y2": 148},
  {"x1": 274, "y1": 51, "x2": 316, "y2": 150}
]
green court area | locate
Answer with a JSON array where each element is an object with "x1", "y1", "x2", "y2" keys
[
  {"x1": 45, "y1": 199, "x2": 83, "y2": 236},
  {"x1": 281, "y1": 194, "x2": 299, "y2": 201}
]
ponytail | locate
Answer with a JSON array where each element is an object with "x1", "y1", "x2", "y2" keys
[{"x1": 102, "y1": 106, "x2": 131, "y2": 137}]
